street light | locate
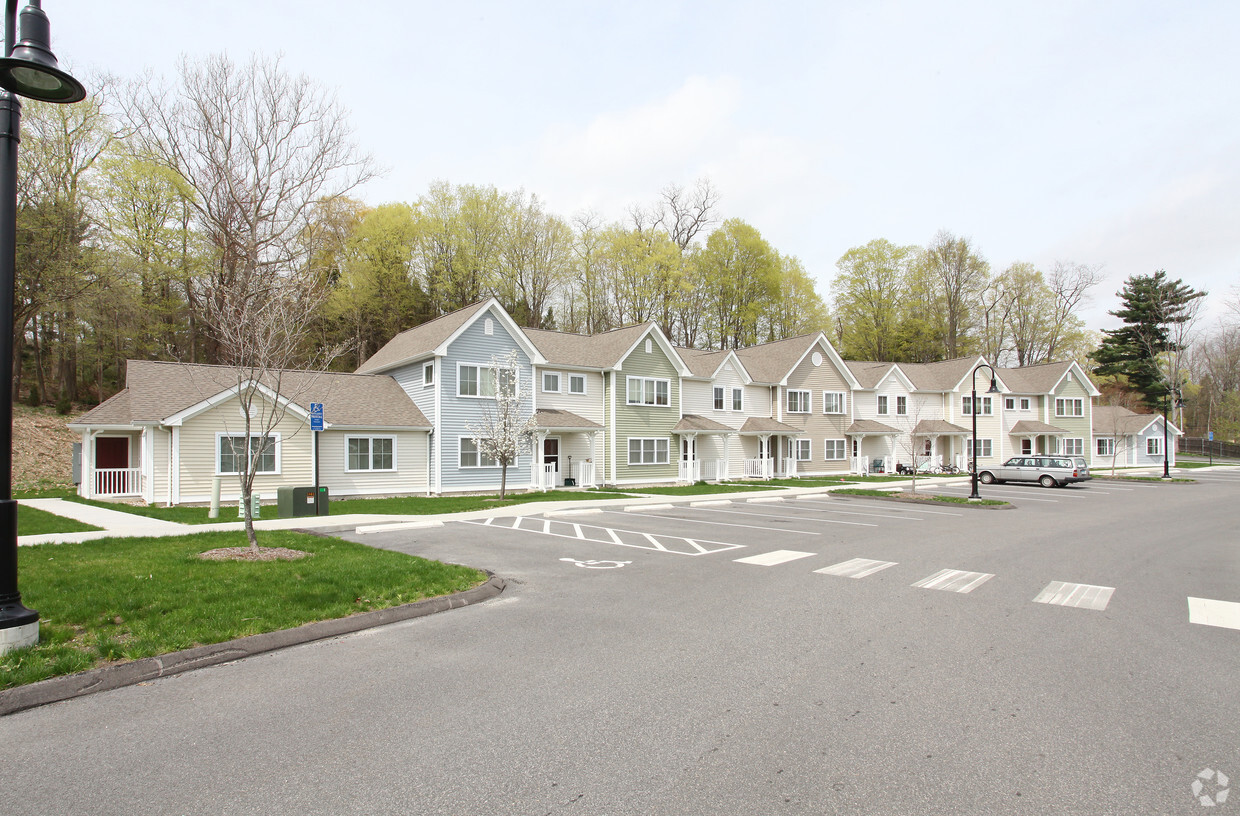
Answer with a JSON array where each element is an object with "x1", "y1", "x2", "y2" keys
[
  {"x1": 0, "y1": 0, "x2": 85, "y2": 654},
  {"x1": 969, "y1": 363, "x2": 1001, "y2": 500}
]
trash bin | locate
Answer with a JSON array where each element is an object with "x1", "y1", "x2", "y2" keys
[
  {"x1": 563, "y1": 477, "x2": 576, "y2": 487},
  {"x1": 278, "y1": 486, "x2": 319, "y2": 518},
  {"x1": 315, "y1": 485, "x2": 330, "y2": 516}
]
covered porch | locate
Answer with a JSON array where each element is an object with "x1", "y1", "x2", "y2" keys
[
  {"x1": 845, "y1": 419, "x2": 902, "y2": 474},
  {"x1": 77, "y1": 428, "x2": 145, "y2": 499},
  {"x1": 673, "y1": 415, "x2": 738, "y2": 482},
  {"x1": 738, "y1": 417, "x2": 804, "y2": 480},
  {"x1": 1009, "y1": 419, "x2": 1070, "y2": 458},
  {"x1": 910, "y1": 419, "x2": 971, "y2": 472},
  {"x1": 532, "y1": 409, "x2": 603, "y2": 490}
]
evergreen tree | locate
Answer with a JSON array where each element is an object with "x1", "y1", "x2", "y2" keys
[{"x1": 1091, "y1": 270, "x2": 1205, "y2": 410}]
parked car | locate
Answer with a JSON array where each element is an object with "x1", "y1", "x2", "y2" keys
[
  {"x1": 1072, "y1": 457, "x2": 1090, "y2": 479},
  {"x1": 977, "y1": 456, "x2": 1091, "y2": 488}
]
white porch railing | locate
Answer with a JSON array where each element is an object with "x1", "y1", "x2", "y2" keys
[
  {"x1": 539, "y1": 463, "x2": 559, "y2": 491},
  {"x1": 574, "y1": 461, "x2": 596, "y2": 488},
  {"x1": 95, "y1": 467, "x2": 141, "y2": 497},
  {"x1": 678, "y1": 460, "x2": 701, "y2": 483},
  {"x1": 784, "y1": 458, "x2": 798, "y2": 478},
  {"x1": 743, "y1": 458, "x2": 773, "y2": 479},
  {"x1": 701, "y1": 459, "x2": 728, "y2": 482}
]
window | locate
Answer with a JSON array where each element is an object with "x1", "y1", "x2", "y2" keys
[
  {"x1": 423, "y1": 362, "x2": 434, "y2": 387},
  {"x1": 794, "y1": 439, "x2": 811, "y2": 461},
  {"x1": 732, "y1": 388, "x2": 743, "y2": 411},
  {"x1": 1097, "y1": 438, "x2": 1115, "y2": 456},
  {"x1": 1020, "y1": 398, "x2": 1030, "y2": 410},
  {"x1": 627, "y1": 377, "x2": 670, "y2": 406},
  {"x1": 459, "y1": 364, "x2": 516, "y2": 398},
  {"x1": 569, "y1": 374, "x2": 586, "y2": 394},
  {"x1": 1147, "y1": 437, "x2": 1163, "y2": 456},
  {"x1": 896, "y1": 396, "x2": 907, "y2": 416},
  {"x1": 460, "y1": 437, "x2": 500, "y2": 468},
  {"x1": 1004, "y1": 397, "x2": 1014, "y2": 410},
  {"x1": 962, "y1": 396, "x2": 993, "y2": 416},
  {"x1": 877, "y1": 395, "x2": 889, "y2": 415},
  {"x1": 218, "y1": 434, "x2": 278, "y2": 475},
  {"x1": 787, "y1": 390, "x2": 811, "y2": 413},
  {"x1": 1056, "y1": 398, "x2": 1084, "y2": 417},
  {"x1": 824, "y1": 439, "x2": 846, "y2": 460},
  {"x1": 1021, "y1": 439, "x2": 1033, "y2": 455},
  {"x1": 966, "y1": 438, "x2": 992, "y2": 459},
  {"x1": 628, "y1": 437, "x2": 669, "y2": 465},
  {"x1": 822, "y1": 391, "x2": 845, "y2": 414},
  {"x1": 542, "y1": 372, "x2": 561, "y2": 393},
  {"x1": 1063, "y1": 438, "x2": 1083, "y2": 456},
  {"x1": 713, "y1": 387, "x2": 725, "y2": 410},
  {"x1": 347, "y1": 436, "x2": 395, "y2": 471}
]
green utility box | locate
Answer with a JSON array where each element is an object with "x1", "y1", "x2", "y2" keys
[
  {"x1": 314, "y1": 485, "x2": 329, "y2": 516},
  {"x1": 277, "y1": 486, "x2": 319, "y2": 518},
  {"x1": 237, "y1": 494, "x2": 261, "y2": 518}
]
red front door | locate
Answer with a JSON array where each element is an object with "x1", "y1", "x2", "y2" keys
[{"x1": 96, "y1": 437, "x2": 129, "y2": 469}]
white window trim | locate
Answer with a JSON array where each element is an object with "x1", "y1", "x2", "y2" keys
[
  {"x1": 1063, "y1": 438, "x2": 1084, "y2": 456},
  {"x1": 459, "y1": 436, "x2": 509, "y2": 469},
  {"x1": 877, "y1": 395, "x2": 889, "y2": 415},
  {"x1": 423, "y1": 361, "x2": 435, "y2": 388},
  {"x1": 824, "y1": 439, "x2": 846, "y2": 460},
  {"x1": 787, "y1": 389, "x2": 811, "y2": 414},
  {"x1": 1020, "y1": 398, "x2": 1031, "y2": 411},
  {"x1": 627, "y1": 437, "x2": 670, "y2": 465},
  {"x1": 896, "y1": 395, "x2": 908, "y2": 416},
  {"x1": 1097, "y1": 437, "x2": 1115, "y2": 456},
  {"x1": 1004, "y1": 397, "x2": 1015, "y2": 410},
  {"x1": 568, "y1": 374, "x2": 587, "y2": 395},
  {"x1": 1147, "y1": 437, "x2": 1163, "y2": 456},
  {"x1": 713, "y1": 386, "x2": 725, "y2": 411},
  {"x1": 458, "y1": 362, "x2": 518, "y2": 400},
  {"x1": 345, "y1": 435, "x2": 397, "y2": 473},
  {"x1": 542, "y1": 371, "x2": 562, "y2": 393},
  {"x1": 822, "y1": 391, "x2": 845, "y2": 415},
  {"x1": 962, "y1": 396, "x2": 993, "y2": 416},
  {"x1": 215, "y1": 432, "x2": 282, "y2": 476},
  {"x1": 731, "y1": 387, "x2": 743, "y2": 412},
  {"x1": 626, "y1": 376, "x2": 671, "y2": 407},
  {"x1": 1055, "y1": 398, "x2": 1084, "y2": 417},
  {"x1": 967, "y1": 438, "x2": 993, "y2": 459},
  {"x1": 793, "y1": 439, "x2": 811, "y2": 461}
]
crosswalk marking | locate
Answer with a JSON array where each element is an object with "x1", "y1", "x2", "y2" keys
[
  {"x1": 733, "y1": 550, "x2": 816, "y2": 566},
  {"x1": 1188, "y1": 597, "x2": 1240, "y2": 631},
  {"x1": 815, "y1": 558, "x2": 898, "y2": 579},
  {"x1": 912, "y1": 568, "x2": 994, "y2": 593},
  {"x1": 461, "y1": 517, "x2": 742, "y2": 556},
  {"x1": 1033, "y1": 581, "x2": 1115, "y2": 610}
]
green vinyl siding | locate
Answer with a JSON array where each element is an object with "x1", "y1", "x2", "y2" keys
[
  {"x1": 607, "y1": 335, "x2": 680, "y2": 483},
  {"x1": 1051, "y1": 376, "x2": 1092, "y2": 443}
]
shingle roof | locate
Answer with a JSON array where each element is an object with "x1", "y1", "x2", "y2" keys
[
  {"x1": 912, "y1": 419, "x2": 971, "y2": 436},
  {"x1": 1092, "y1": 405, "x2": 1169, "y2": 435},
  {"x1": 355, "y1": 300, "x2": 492, "y2": 374},
  {"x1": 995, "y1": 361, "x2": 1075, "y2": 394},
  {"x1": 673, "y1": 414, "x2": 736, "y2": 433},
  {"x1": 71, "y1": 360, "x2": 429, "y2": 430},
  {"x1": 735, "y1": 334, "x2": 821, "y2": 384},
  {"x1": 675, "y1": 347, "x2": 733, "y2": 378},
  {"x1": 1010, "y1": 419, "x2": 1070, "y2": 435},
  {"x1": 533, "y1": 408, "x2": 602, "y2": 430},
  {"x1": 845, "y1": 419, "x2": 902, "y2": 435},
  {"x1": 739, "y1": 416, "x2": 803, "y2": 434},
  {"x1": 844, "y1": 361, "x2": 896, "y2": 389},
  {"x1": 526, "y1": 322, "x2": 658, "y2": 369},
  {"x1": 898, "y1": 358, "x2": 980, "y2": 391}
]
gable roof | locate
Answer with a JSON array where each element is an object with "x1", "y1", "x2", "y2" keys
[
  {"x1": 898, "y1": 357, "x2": 986, "y2": 392},
  {"x1": 844, "y1": 361, "x2": 898, "y2": 390},
  {"x1": 355, "y1": 300, "x2": 491, "y2": 375},
  {"x1": 736, "y1": 333, "x2": 858, "y2": 388},
  {"x1": 71, "y1": 360, "x2": 430, "y2": 430},
  {"x1": 675, "y1": 347, "x2": 752, "y2": 382},
  {"x1": 1092, "y1": 405, "x2": 1181, "y2": 436},
  {"x1": 996, "y1": 360, "x2": 1100, "y2": 396}
]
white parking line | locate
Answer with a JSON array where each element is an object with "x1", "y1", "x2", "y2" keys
[
  {"x1": 698, "y1": 505, "x2": 878, "y2": 527},
  {"x1": 786, "y1": 503, "x2": 926, "y2": 522},
  {"x1": 815, "y1": 558, "x2": 899, "y2": 579},
  {"x1": 462, "y1": 517, "x2": 742, "y2": 556},
  {"x1": 734, "y1": 550, "x2": 817, "y2": 566},
  {"x1": 930, "y1": 485, "x2": 1061, "y2": 503},
  {"x1": 794, "y1": 495, "x2": 963, "y2": 517},
  {"x1": 912, "y1": 568, "x2": 994, "y2": 593},
  {"x1": 1033, "y1": 581, "x2": 1115, "y2": 611},
  {"x1": 1188, "y1": 597, "x2": 1240, "y2": 631},
  {"x1": 607, "y1": 509, "x2": 822, "y2": 536}
]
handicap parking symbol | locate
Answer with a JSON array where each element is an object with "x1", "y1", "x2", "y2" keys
[{"x1": 560, "y1": 558, "x2": 631, "y2": 569}]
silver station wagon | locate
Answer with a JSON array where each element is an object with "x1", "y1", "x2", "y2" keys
[{"x1": 977, "y1": 456, "x2": 1091, "y2": 488}]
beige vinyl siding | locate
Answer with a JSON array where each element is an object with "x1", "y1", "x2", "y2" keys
[
  {"x1": 317, "y1": 430, "x2": 428, "y2": 497},
  {"x1": 536, "y1": 370, "x2": 604, "y2": 423},
  {"x1": 176, "y1": 396, "x2": 313, "y2": 502},
  {"x1": 779, "y1": 344, "x2": 852, "y2": 474},
  {"x1": 609, "y1": 338, "x2": 680, "y2": 484},
  {"x1": 149, "y1": 427, "x2": 171, "y2": 505}
]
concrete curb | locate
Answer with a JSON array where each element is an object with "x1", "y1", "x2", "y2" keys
[
  {"x1": 827, "y1": 492, "x2": 1016, "y2": 510},
  {"x1": 0, "y1": 574, "x2": 506, "y2": 717}
]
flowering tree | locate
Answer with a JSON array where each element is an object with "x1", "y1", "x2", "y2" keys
[{"x1": 465, "y1": 349, "x2": 537, "y2": 499}]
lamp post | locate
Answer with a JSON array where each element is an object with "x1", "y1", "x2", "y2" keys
[
  {"x1": 969, "y1": 363, "x2": 1001, "y2": 500},
  {"x1": 0, "y1": 0, "x2": 85, "y2": 654}
]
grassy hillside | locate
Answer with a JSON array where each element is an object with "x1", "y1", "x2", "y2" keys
[{"x1": 13, "y1": 404, "x2": 83, "y2": 491}]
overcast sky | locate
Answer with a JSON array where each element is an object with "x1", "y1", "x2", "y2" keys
[{"x1": 51, "y1": 0, "x2": 1239, "y2": 331}]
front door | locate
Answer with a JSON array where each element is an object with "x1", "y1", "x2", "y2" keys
[
  {"x1": 543, "y1": 437, "x2": 559, "y2": 485},
  {"x1": 96, "y1": 436, "x2": 129, "y2": 469},
  {"x1": 681, "y1": 437, "x2": 695, "y2": 463}
]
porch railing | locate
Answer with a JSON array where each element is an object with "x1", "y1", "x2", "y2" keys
[
  {"x1": 784, "y1": 458, "x2": 798, "y2": 478},
  {"x1": 678, "y1": 460, "x2": 701, "y2": 483},
  {"x1": 95, "y1": 467, "x2": 141, "y2": 497},
  {"x1": 574, "y1": 461, "x2": 596, "y2": 488},
  {"x1": 539, "y1": 463, "x2": 559, "y2": 491},
  {"x1": 701, "y1": 459, "x2": 727, "y2": 482},
  {"x1": 743, "y1": 458, "x2": 773, "y2": 479}
]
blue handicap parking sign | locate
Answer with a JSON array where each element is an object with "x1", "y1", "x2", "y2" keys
[{"x1": 310, "y1": 402, "x2": 324, "y2": 431}]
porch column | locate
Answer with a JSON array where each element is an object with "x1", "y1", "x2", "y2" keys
[
  {"x1": 759, "y1": 434, "x2": 772, "y2": 479},
  {"x1": 854, "y1": 433, "x2": 867, "y2": 474},
  {"x1": 535, "y1": 430, "x2": 548, "y2": 489},
  {"x1": 590, "y1": 430, "x2": 600, "y2": 486}
]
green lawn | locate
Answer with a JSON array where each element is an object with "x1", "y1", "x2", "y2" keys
[
  {"x1": 17, "y1": 505, "x2": 101, "y2": 536},
  {"x1": 1, "y1": 531, "x2": 487, "y2": 689},
  {"x1": 602, "y1": 482, "x2": 783, "y2": 496}
]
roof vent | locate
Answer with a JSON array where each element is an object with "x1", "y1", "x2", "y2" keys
[{"x1": 484, "y1": 318, "x2": 494, "y2": 336}]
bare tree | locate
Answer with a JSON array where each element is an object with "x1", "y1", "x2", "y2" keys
[
  {"x1": 465, "y1": 350, "x2": 537, "y2": 499},
  {"x1": 922, "y1": 230, "x2": 989, "y2": 358},
  {"x1": 1045, "y1": 260, "x2": 1103, "y2": 360}
]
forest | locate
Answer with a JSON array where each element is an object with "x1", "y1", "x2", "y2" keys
[{"x1": 14, "y1": 54, "x2": 1239, "y2": 441}]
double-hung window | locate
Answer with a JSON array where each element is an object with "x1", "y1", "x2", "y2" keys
[
  {"x1": 822, "y1": 391, "x2": 845, "y2": 414},
  {"x1": 896, "y1": 396, "x2": 907, "y2": 416},
  {"x1": 628, "y1": 437, "x2": 669, "y2": 465},
  {"x1": 966, "y1": 438, "x2": 992, "y2": 459},
  {"x1": 713, "y1": 387, "x2": 725, "y2": 410},
  {"x1": 542, "y1": 372, "x2": 561, "y2": 393},
  {"x1": 962, "y1": 396, "x2": 993, "y2": 416},
  {"x1": 824, "y1": 439, "x2": 846, "y2": 460},
  {"x1": 217, "y1": 434, "x2": 279, "y2": 475},
  {"x1": 792, "y1": 439, "x2": 812, "y2": 461},
  {"x1": 568, "y1": 374, "x2": 586, "y2": 394},
  {"x1": 787, "y1": 390, "x2": 811, "y2": 413},
  {"x1": 877, "y1": 395, "x2": 889, "y2": 415},
  {"x1": 1063, "y1": 438, "x2": 1083, "y2": 456},
  {"x1": 1097, "y1": 438, "x2": 1115, "y2": 456},
  {"x1": 627, "y1": 377, "x2": 670, "y2": 406},
  {"x1": 731, "y1": 388, "x2": 743, "y2": 411},
  {"x1": 460, "y1": 438, "x2": 500, "y2": 468},
  {"x1": 423, "y1": 362, "x2": 434, "y2": 387},
  {"x1": 459, "y1": 364, "x2": 516, "y2": 398},
  {"x1": 1147, "y1": 437, "x2": 1163, "y2": 456},
  {"x1": 347, "y1": 436, "x2": 395, "y2": 471},
  {"x1": 1056, "y1": 398, "x2": 1083, "y2": 417}
]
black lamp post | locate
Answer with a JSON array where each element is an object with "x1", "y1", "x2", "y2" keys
[
  {"x1": 968, "y1": 363, "x2": 1001, "y2": 500},
  {"x1": 0, "y1": 0, "x2": 85, "y2": 654}
]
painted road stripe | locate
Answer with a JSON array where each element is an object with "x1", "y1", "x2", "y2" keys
[
  {"x1": 815, "y1": 558, "x2": 898, "y2": 579},
  {"x1": 795, "y1": 496, "x2": 963, "y2": 516},
  {"x1": 912, "y1": 568, "x2": 994, "y2": 593},
  {"x1": 1033, "y1": 581, "x2": 1115, "y2": 611},
  {"x1": 734, "y1": 550, "x2": 816, "y2": 566},
  {"x1": 1188, "y1": 597, "x2": 1240, "y2": 631},
  {"x1": 788, "y1": 503, "x2": 925, "y2": 522},
  {"x1": 611, "y1": 510, "x2": 822, "y2": 536},
  {"x1": 690, "y1": 505, "x2": 877, "y2": 527}
]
